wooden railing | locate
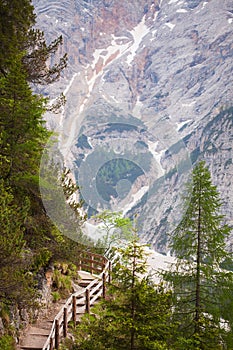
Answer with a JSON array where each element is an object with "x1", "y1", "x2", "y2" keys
[
  {"x1": 42, "y1": 251, "x2": 112, "y2": 350},
  {"x1": 77, "y1": 250, "x2": 108, "y2": 274}
]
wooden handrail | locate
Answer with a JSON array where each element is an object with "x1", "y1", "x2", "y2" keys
[
  {"x1": 77, "y1": 251, "x2": 107, "y2": 274},
  {"x1": 42, "y1": 251, "x2": 112, "y2": 350}
]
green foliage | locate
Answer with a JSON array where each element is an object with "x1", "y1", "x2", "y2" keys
[
  {"x1": 71, "y1": 240, "x2": 173, "y2": 350},
  {"x1": 0, "y1": 53, "x2": 49, "y2": 182},
  {"x1": 163, "y1": 161, "x2": 233, "y2": 348},
  {"x1": 22, "y1": 31, "x2": 67, "y2": 85},
  {"x1": 32, "y1": 248, "x2": 52, "y2": 273},
  {"x1": 0, "y1": 0, "x2": 67, "y2": 85},
  {"x1": 0, "y1": 180, "x2": 37, "y2": 308},
  {"x1": 0, "y1": 0, "x2": 35, "y2": 72},
  {"x1": 51, "y1": 261, "x2": 78, "y2": 298},
  {"x1": 0, "y1": 303, "x2": 10, "y2": 326},
  {"x1": 0, "y1": 335, "x2": 15, "y2": 350},
  {"x1": 51, "y1": 291, "x2": 61, "y2": 303},
  {"x1": 0, "y1": 0, "x2": 71, "y2": 335},
  {"x1": 93, "y1": 210, "x2": 133, "y2": 251},
  {"x1": 96, "y1": 158, "x2": 144, "y2": 201},
  {"x1": 52, "y1": 269, "x2": 72, "y2": 291}
]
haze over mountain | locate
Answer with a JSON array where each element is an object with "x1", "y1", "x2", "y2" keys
[{"x1": 34, "y1": 0, "x2": 233, "y2": 252}]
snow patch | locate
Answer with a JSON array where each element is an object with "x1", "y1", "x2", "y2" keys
[
  {"x1": 202, "y1": 1, "x2": 208, "y2": 9},
  {"x1": 165, "y1": 22, "x2": 176, "y2": 30},
  {"x1": 228, "y1": 18, "x2": 233, "y2": 24},
  {"x1": 122, "y1": 186, "x2": 149, "y2": 215},
  {"x1": 127, "y1": 15, "x2": 150, "y2": 65},
  {"x1": 153, "y1": 11, "x2": 159, "y2": 22},
  {"x1": 87, "y1": 137, "x2": 93, "y2": 148},
  {"x1": 181, "y1": 101, "x2": 196, "y2": 107},
  {"x1": 145, "y1": 247, "x2": 176, "y2": 282},
  {"x1": 168, "y1": 0, "x2": 179, "y2": 4},
  {"x1": 176, "y1": 9, "x2": 187, "y2": 13},
  {"x1": 110, "y1": 95, "x2": 119, "y2": 102},
  {"x1": 132, "y1": 96, "x2": 144, "y2": 118},
  {"x1": 147, "y1": 141, "x2": 165, "y2": 176},
  {"x1": 152, "y1": 29, "x2": 157, "y2": 36},
  {"x1": 135, "y1": 96, "x2": 144, "y2": 108},
  {"x1": 176, "y1": 119, "x2": 192, "y2": 131},
  {"x1": 57, "y1": 72, "x2": 77, "y2": 129},
  {"x1": 150, "y1": 29, "x2": 157, "y2": 41},
  {"x1": 63, "y1": 73, "x2": 78, "y2": 96}
]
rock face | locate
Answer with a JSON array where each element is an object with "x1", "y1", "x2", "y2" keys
[{"x1": 33, "y1": 0, "x2": 233, "y2": 252}]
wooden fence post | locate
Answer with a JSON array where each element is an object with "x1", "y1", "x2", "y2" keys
[
  {"x1": 90, "y1": 254, "x2": 93, "y2": 274},
  {"x1": 55, "y1": 319, "x2": 59, "y2": 350},
  {"x1": 78, "y1": 258, "x2": 82, "y2": 271},
  {"x1": 102, "y1": 273, "x2": 106, "y2": 299},
  {"x1": 108, "y1": 261, "x2": 112, "y2": 284},
  {"x1": 49, "y1": 337, "x2": 53, "y2": 350},
  {"x1": 101, "y1": 257, "x2": 105, "y2": 272},
  {"x1": 85, "y1": 289, "x2": 90, "y2": 313},
  {"x1": 72, "y1": 295, "x2": 76, "y2": 326},
  {"x1": 63, "y1": 307, "x2": 68, "y2": 338}
]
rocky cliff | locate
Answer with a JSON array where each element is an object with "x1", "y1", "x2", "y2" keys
[{"x1": 33, "y1": 0, "x2": 233, "y2": 252}]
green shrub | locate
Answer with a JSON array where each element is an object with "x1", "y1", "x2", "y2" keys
[
  {"x1": 51, "y1": 291, "x2": 61, "y2": 303},
  {"x1": 0, "y1": 335, "x2": 15, "y2": 350}
]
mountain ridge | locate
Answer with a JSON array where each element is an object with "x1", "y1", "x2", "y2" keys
[{"x1": 33, "y1": 0, "x2": 233, "y2": 252}]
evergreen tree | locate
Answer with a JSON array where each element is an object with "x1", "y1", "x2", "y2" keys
[
  {"x1": 0, "y1": 0, "x2": 67, "y2": 247},
  {"x1": 0, "y1": 54, "x2": 49, "y2": 183},
  {"x1": 0, "y1": 0, "x2": 67, "y2": 84},
  {"x1": 0, "y1": 180, "x2": 36, "y2": 307},
  {"x1": 69, "y1": 239, "x2": 173, "y2": 350},
  {"x1": 0, "y1": 0, "x2": 70, "y2": 324},
  {"x1": 163, "y1": 161, "x2": 233, "y2": 349},
  {"x1": 0, "y1": 0, "x2": 35, "y2": 73}
]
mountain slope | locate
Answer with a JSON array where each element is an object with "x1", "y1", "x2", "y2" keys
[{"x1": 33, "y1": 0, "x2": 233, "y2": 251}]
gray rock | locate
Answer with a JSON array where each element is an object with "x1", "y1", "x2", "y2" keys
[{"x1": 33, "y1": 0, "x2": 233, "y2": 251}]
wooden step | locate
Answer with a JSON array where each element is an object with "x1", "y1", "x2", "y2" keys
[
  {"x1": 20, "y1": 347, "x2": 43, "y2": 350},
  {"x1": 18, "y1": 266, "x2": 106, "y2": 350},
  {"x1": 78, "y1": 280, "x2": 99, "y2": 287},
  {"x1": 19, "y1": 345, "x2": 44, "y2": 350},
  {"x1": 27, "y1": 327, "x2": 50, "y2": 336}
]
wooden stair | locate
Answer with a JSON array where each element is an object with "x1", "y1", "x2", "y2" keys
[
  {"x1": 17, "y1": 272, "x2": 106, "y2": 349},
  {"x1": 17, "y1": 252, "x2": 111, "y2": 350}
]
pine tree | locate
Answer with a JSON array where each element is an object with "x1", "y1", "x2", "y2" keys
[
  {"x1": 0, "y1": 180, "x2": 36, "y2": 307},
  {"x1": 0, "y1": 0, "x2": 69, "y2": 317},
  {"x1": 0, "y1": 0, "x2": 35, "y2": 73},
  {"x1": 163, "y1": 161, "x2": 233, "y2": 349},
  {"x1": 0, "y1": 0, "x2": 67, "y2": 84},
  {"x1": 71, "y1": 238, "x2": 173, "y2": 350},
  {"x1": 0, "y1": 54, "x2": 49, "y2": 183}
]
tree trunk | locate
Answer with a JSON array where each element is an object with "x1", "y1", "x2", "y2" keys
[
  {"x1": 195, "y1": 183, "x2": 202, "y2": 334},
  {"x1": 130, "y1": 243, "x2": 137, "y2": 350}
]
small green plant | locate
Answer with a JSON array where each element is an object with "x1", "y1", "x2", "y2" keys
[
  {"x1": 32, "y1": 248, "x2": 52, "y2": 273},
  {"x1": 52, "y1": 262, "x2": 77, "y2": 299},
  {"x1": 0, "y1": 335, "x2": 15, "y2": 350},
  {"x1": 52, "y1": 269, "x2": 72, "y2": 291},
  {"x1": 58, "y1": 337, "x2": 74, "y2": 349},
  {"x1": 0, "y1": 303, "x2": 10, "y2": 326},
  {"x1": 51, "y1": 291, "x2": 61, "y2": 303}
]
